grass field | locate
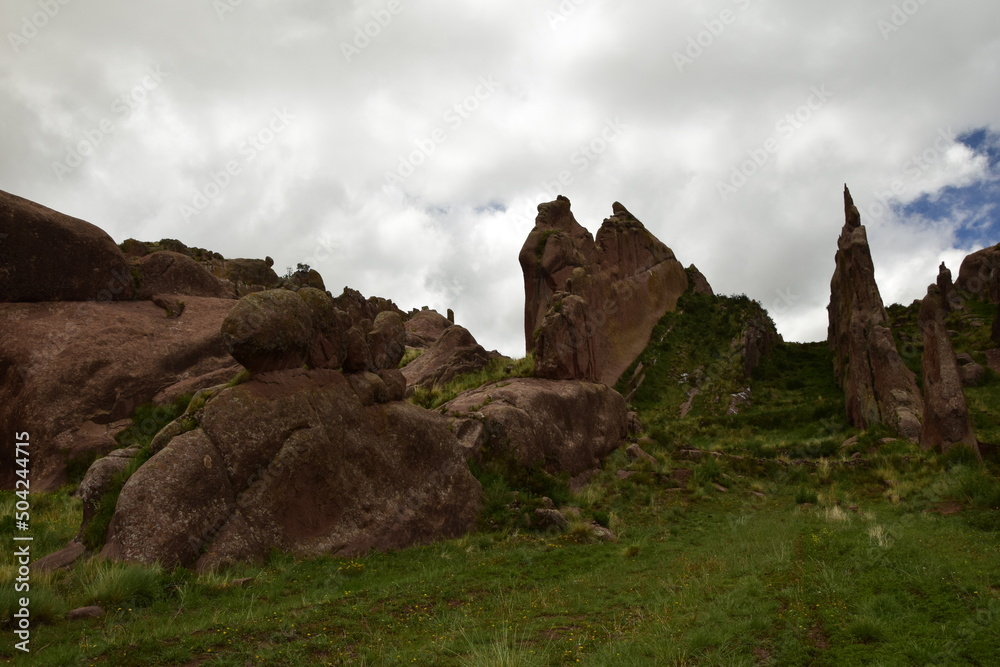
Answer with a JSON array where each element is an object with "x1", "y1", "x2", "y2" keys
[{"x1": 2, "y1": 294, "x2": 999, "y2": 665}]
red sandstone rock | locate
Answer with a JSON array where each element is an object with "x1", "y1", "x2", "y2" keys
[
  {"x1": 919, "y1": 285, "x2": 980, "y2": 456},
  {"x1": 519, "y1": 197, "x2": 693, "y2": 386},
  {"x1": 827, "y1": 186, "x2": 923, "y2": 441},
  {"x1": 100, "y1": 369, "x2": 481, "y2": 570},
  {"x1": 0, "y1": 189, "x2": 133, "y2": 302}
]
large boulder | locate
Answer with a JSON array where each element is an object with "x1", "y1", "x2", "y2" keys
[
  {"x1": 0, "y1": 297, "x2": 237, "y2": 490},
  {"x1": 100, "y1": 369, "x2": 482, "y2": 570},
  {"x1": 405, "y1": 309, "x2": 453, "y2": 348},
  {"x1": 401, "y1": 325, "x2": 498, "y2": 389},
  {"x1": 216, "y1": 258, "x2": 280, "y2": 290},
  {"x1": 0, "y1": 189, "x2": 133, "y2": 302},
  {"x1": 221, "y1": 290, "x2": 314, "y2": 373},
  {"x1": 919, "y1": 285, "x2": 980, "y2": 456},
  {"x1": 519, "y1": 197, "x2": 692, "y2": 386},
  {"x1": 136, "y1": 251, "x2": 230, "y2": 299},
  {"x1": 444, "y1": 378, "x2": 629, "y2": 476},
  {"x1": 827, "y1": 186, "x2": 923, "y2": 441},
  {"x1": 955, "y1": 243, "x2": 1000, "y2": 301}
]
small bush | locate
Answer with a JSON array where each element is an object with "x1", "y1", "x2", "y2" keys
[{"x1": 795, "y1": 487, "x2": 819, "y2": 505}]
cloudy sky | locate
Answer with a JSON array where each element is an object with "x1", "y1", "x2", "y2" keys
[{"x1": 3, "y1": 0, "x2": 999, "y2": 356}]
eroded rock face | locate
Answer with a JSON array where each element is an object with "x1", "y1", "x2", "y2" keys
[
  {"x1": 216, "y1": 258, "x2": 280, "y2": 291},
  {"x1": 444, "y1": 377, "x2": 628, "y2": 476},
  {"x1": 222, "y1": 290, "x2": 314, "y2": 373},
  {"x1": 401, "y1": 325, "x2": 497, "y2": 389},
  {"x1": 919, "y1": 285, "x2": 979, "y2": 455},
  {"x1": 827, "y1": 186, "x2": 923, "y2": 441},
  {"x1": 404, "y1": 309, "x2": 453, "y2": 348},
  {"x1": 955, "y1": 243, "x2": 1000, "y2": 301},
  {"x1": 0, "y1": 297, "x2": 236, "y2": 490},
  {"x1": 0, "y1": 189, "x2": 133, "y2": 302},
  {"x1": 136, "y1": 251, "x2": 230, "y2": 299},
  {"x1": 519, "y1": 197, "x2": 692, "y2": 386},
  {"x1": 100, "y1": 369, "x2": 481, "y2": 570}
]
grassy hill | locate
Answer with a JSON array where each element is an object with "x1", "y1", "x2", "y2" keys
[{"x1": 2, "y1": 293, "x2": 999, "y2": 665}]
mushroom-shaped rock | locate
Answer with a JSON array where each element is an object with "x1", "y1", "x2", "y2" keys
[{"x1": 222, "y1": 290, "x2": 314, "y2": 373}]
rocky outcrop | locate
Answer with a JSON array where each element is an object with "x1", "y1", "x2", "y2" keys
[
  {"x1": 216, "y1": 258, "x2": 280, "y2": 291},
  {"x1": 919, "y1": 285, "x2": 979, "y2": 456},
  {"x1": 519, "y1": 197, "x2": 692, "y2": 386},
  {"x1": 955, "y1": 243, "x2": 1000, "y2": 301},
  {"x1": 827, "y1": 186, "x2": 923, "y2": 441},
  {"x1": 0, "y1": 297, "x2": 237, "y2": 490},
  {"x1": 444, "y1": 378, "x2": 628, "y2": 476},
  {"x1": 687, "y1": 265, "x2": 714, "y2": 296},
  {"x1": 401, "y1": 325, "x2": 498, "y2": 389},
  {"x1": 136, "y1": 251, "x2": 231, "y2": 299},
  {"x1": 100, "y1": 369, "x2": 481, "y2": 570},
  {"x1": 936, "y1": 262, "x2": 955, "y2": 312},
  {"x1": 333, "y1": 287, "x2": 403, "y2": 325},
  {"x1": 0, "y1": 189, "x2": 133, "y2": 302},
  {"x1": 404, "y1": 309, "x2": 453, "y2": 348},
  {"x1": 222, "y1": 290, "x2": 315, "y2": 373}
]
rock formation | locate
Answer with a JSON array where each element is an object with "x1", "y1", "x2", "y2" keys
[
  {"x1": 404, "y1": 308, "x2": 453, "y2": 348},
  {"x1": 444, "y1": 378, "x2": 629, "y2": 476},
  {"x1": 401, "y1": 325, "x2": 498, "y2": 389},
  {"x1": 827, "y1": 186, "x2": 923, "y2": 441},
  {"x1": 955, "y1": 243, "x2": 1000, "y2": 301},
  {"x1": 686, "y1": 265, "x2": 714, "y2": 296},
  {"x1": 135, "y1": 251, "x2": 231, "y2": 300},
  {"x1": 519, "y1": 196, "x2": 693, "y2": 386},
  {"x1": 918, "y1": 285, "x2": 979, "y2": 456},
  {"x1": 936, "y1": 262, "x2": 955, "y2": 312},
  {"x1": 0, "y1": 297, "x2": 238, "y2": 490},
  {"x1": 101, "y1": 369, "x2": 482, "y2": 570},
  {"x1": 0, "y1": 189, "x2": 133, "y2": 302}
]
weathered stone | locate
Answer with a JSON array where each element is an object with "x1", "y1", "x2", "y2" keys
[
  {"x1": 625, "y1": 443, "x2": 656, "y2": 464},
  {"x1": 955, "y1": 243, "x2": 1000, "y2": 301},
  {"x1": 936, "y1": 262, "x2": 955, "y2": 312},
  {"x1": 0, "y1": 189, "x2": 133, "y2": 302},
  {"x1": 33, "y1": 541, "x2": 86, "y2": 572},
  {"x1": 687, "y1": 264, "x2": 714, "y2": 296},
  {"x1": 959, "y1": 363, "x2": 987, "y2": 387},
  {"x1": 919, "y1": 284, "x2": 979, "y2": 456},
  {"x1": 368, "y1": 311, "x2": 406, "y2": 370},
  {"x1": 217, "y1": 258, "x2": 280, "y2": 291},
  {"x1": 445, "y1": 377, "x2": 628, "y2": 475},
  {"x1": 519, "y1": 196, "x2": 692, "y2": 385},
  {"x1": 534, "y1": 508, "x2": 568, "y2": 532},
  {"x1": 401, "y1": 325, "x2": 497, "y2": 389},
  {"x1": 67, "y1": 606, "x2": 105, "y2": 620},
  {"x1": 298, "y1": 287, "x2": 349, "y2": 370},
  {"x1": 136, "y1": 251, "x2": 230, "y2": 299},
  {"x1": 77, "y1": 447, "x2": 141, "y2": 525},
  {"x1": 221, "y1": 290, "x2": 313, "y2": 373},
  {"x1": 101, "y1": 369, "x2": 481, "y2": 569},
  {"x1": 0, "y1": 297, "x2": 235, "y2": 490},
  {"x1": 404, "y1": 309, "x2": 453, "y2": 348},
  {"x1": 827, "y1": 186, "x2": 923, "y2": 441}
]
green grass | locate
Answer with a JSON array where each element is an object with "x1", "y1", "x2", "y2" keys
[
  {"x1": 410, "y1": 354, "x2": 535, "y2": 410},
  {"x1": 2, "y1": 293, "x2": 999, "y2": 665}
]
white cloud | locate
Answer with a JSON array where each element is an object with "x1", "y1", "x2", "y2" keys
[{"x1": 2, "y1": 0, "x2": 999, "y2": 356}]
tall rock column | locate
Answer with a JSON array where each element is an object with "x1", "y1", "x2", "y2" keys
[
  {"x1": 919, "y1": 285, "x2": 980, "y2": 456},
  {"x1": 827, "y1": 186, "x2": 923, "y2": 440}
]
